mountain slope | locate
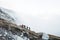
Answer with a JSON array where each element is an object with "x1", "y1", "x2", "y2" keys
[
  {"x1": 0, "y1": 7, "x2": 29, "y2": 40},
  {"x1": 0, "y1": 7, "x2": 60, "y2": 40}
]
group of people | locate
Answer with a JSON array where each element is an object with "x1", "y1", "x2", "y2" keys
[
  {"x1": 20, "y1": 24, "x2": 30, "y2": 30},
  {"x1": 19, "y1": 24, "x2": 30, "y2": 40}
]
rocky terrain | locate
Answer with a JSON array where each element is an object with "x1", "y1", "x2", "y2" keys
[{"x1": 0, "y1": 7, "x2": 60, "y2": 40}]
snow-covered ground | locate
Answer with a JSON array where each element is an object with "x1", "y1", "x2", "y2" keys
[
  {"x1": 0, "y1": 27, "x2": 29, "y2": 40},
  {"x1": 0, "y1": 7, "x2": 30, "y2": 40}
]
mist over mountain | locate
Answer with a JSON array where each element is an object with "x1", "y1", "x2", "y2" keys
[{"x1": 0, "y1": 7, "x2": 30, "y2": 40}]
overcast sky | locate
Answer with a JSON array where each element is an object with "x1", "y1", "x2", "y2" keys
[{"x1": 0, "y1": 0, "x2": 60, "y2": 36}]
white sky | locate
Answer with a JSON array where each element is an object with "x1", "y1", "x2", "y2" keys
[{"x1": 0, "y1": 0, "x2": 60, "y2": 36}]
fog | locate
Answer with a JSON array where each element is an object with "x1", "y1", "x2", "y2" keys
[{"x1": 0, "y1": 0, "x2": 60, "y2": 36}]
